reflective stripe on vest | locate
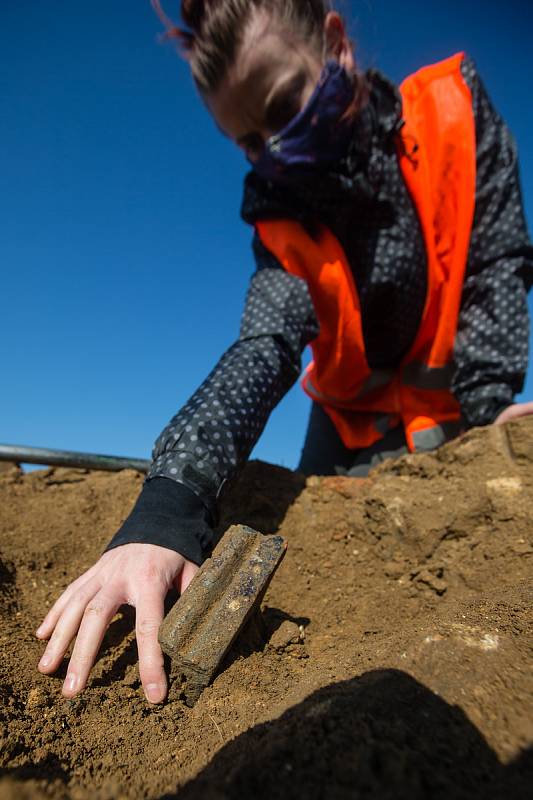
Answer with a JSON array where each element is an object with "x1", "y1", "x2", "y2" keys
[
  {"x1": 411, "y1": 420, "x2": 464, "y2": 451},
  {"x1": 255, "y1": 53, "x2": 476, "y2": 453}
]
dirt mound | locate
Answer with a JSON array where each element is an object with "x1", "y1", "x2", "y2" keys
[{"x1": 1, "y1": 420, "x2": 532, "y2": 799}]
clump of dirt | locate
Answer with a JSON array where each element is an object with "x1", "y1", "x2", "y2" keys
[{"x1": 1, "y1": 420, "x2": 532, "y2": 799}]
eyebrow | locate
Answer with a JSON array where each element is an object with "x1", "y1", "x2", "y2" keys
[
  {"x1": 263, "y1": 71, "x2": 306, "y2": 130},
  {"x1": 236, "y1": 69, "x2": 307, "y2": 147}
]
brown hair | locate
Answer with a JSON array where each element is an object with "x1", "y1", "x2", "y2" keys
[{"x1": 153, "y1": 1, "x2": 334, "y2": 91}]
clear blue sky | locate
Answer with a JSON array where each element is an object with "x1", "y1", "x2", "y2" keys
[{"x1": 1, "y1": 1, "x2": 532, "y2": 470}]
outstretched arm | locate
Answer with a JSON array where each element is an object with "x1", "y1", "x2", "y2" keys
[
  {"x1": 36, "y1": 242, "x2": 318, "y2": 701},
  {"x1": 109, "y1": 238, "x2": 319, "y2": 560},
  {"x1": 452, "y1": 56, "x2": 533, "y2": 428}
]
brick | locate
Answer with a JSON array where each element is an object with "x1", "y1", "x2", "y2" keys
[{"x1": 158, "y1": 525, "x2": 286, "y2": 705}]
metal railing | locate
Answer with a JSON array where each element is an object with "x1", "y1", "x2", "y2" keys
[{"x1": 0, "y1": 444, "x2": 150, "y2": 473}]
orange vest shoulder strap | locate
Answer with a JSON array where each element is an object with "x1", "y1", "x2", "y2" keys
[{"x1": 397, "y1": 52, "x2": 476, "y2": 369}]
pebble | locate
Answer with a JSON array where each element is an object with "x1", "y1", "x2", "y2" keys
[
  {"x1": 26, "y1": 687, "x2": 48, "y2": 710},
  {"x1": 269, "y1": 621, "x2": 301, "y2": 651}
]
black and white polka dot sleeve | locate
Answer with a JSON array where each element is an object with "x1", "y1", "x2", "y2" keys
[
  {"x1": 452, "y1": 56, "x2": 533, "y2": 429},
  {"x1": 105, "y1": 238, "x2": 318, "y2": 563},
  {"x1": 147, "y1": 239, "x2": 317, "y2": 497}
]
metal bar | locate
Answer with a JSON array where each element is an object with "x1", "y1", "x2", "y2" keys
[{"x1": 0, "y1": 444, "x2": 150, "y2": 473}]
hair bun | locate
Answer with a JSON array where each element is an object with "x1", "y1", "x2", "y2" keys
[{"x1": 181, "y1": 0, "x2": 207, "y2": 32}]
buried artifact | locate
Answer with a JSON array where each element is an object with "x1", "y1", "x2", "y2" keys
[{"x1": 158, "y1": 524, "x2": 287, "y2": 705}]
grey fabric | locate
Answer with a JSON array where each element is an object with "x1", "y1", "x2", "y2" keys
[
  {"x1": 411, "y1": 421, "x2": 464, "y2": 452},
  {"x1": 298, "y1": 402, "x2": 408, "y2": 478}
]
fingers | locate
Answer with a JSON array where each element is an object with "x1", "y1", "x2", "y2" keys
[
  {"x1": 135, "y1": 587, "x2": 167, "y2": 704},
  {"x1": 34, "y1": 545, "x2": 195, "y2": 704},
  {"x1": 36, "y1": 566, "x2": 100, "y2": 640},
  {"x1": 178, "y1": 560, "x2": 200, "y2": 594},
  {"x1": 509, "y1": 402, "x2": 533, "y2": 419},
  {"x1": 62, "y1": 592, "x2": 121, "y2": 698},
  {"x1": 37, "y1": 579, "x2": 100, "y2": 673},
  {"x1": 495, "y1": 402, "x2": 533, "y2": 426}
]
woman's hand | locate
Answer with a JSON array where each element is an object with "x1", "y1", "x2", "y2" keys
[
  {"x1": 35, "y1": 543, "x2": 199, "y2": 704},
  {"x1": 494, "y1": 402, "x2": 533, "y2": 426}
]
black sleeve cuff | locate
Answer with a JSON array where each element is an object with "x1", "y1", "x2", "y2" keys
[{"x1": 104, "y1": 477, "x2": 214, "y2": 566}]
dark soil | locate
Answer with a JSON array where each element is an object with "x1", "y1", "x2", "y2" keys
[{"x1": 1, "y1": 419, "x2": 532, "y2": 799}]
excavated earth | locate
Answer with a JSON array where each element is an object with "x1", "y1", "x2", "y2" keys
[{"x1": 1, "y1": 419, "x2": 532, "y2": 799}]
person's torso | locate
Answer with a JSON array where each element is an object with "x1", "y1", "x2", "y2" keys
[{"x1": 241, "y1": 68, "x2": 428, "y2": 369}]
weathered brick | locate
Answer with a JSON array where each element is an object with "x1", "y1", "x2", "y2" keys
[{"x1": 159, "y1": 525, "x2": 286, "y2": 705}]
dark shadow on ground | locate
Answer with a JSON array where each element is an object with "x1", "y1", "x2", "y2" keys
[
  {"x1": 0, "y1": 752, "x2": 70, "y2": 785},
  {"x1": 218, "y1": 606, "x2": 311, "y2": 674},
  {"x1": 161, "y1": 669, "x2": 532, "y2": 800},
  {"x1": 261, "y1": 606, "x2": 310, "y2": 637},
  {"x1": 215, "y1": 460, "x2": 306, "y2": 544}
]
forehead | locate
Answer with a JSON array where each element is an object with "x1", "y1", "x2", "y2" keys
[
  {"x1": 206, "y1": 13, "x2": 319, "y2": 141},
  {"x1": 230, "y1": 12, "x2": 306, "y2": 87}
]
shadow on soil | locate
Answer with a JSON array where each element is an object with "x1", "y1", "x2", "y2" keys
[
  {"x1": 163, "y1": 669, "x2": 532, "y2": 800},
  {"x1": 220, "y1": 606, "x2": 311, "y2": 672},
  {"x1": 215, "y1": 460, "x2": 307, "y2": 544},
  {"x1": 0, "y1": 752, "x2": 70, "y2": 785}
]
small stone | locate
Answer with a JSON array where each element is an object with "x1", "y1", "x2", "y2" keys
[
  {"x1": 269, "y1": 621, "x2": 301, "y2": 652},
  {"x1": 62, "y1": 696, "x2": 85, "y2": 715},
  {"x1": 486, "y1": 477, "x2": 522, "y2": 496},
  {"x1": 26, "y1": 687, "x2": 48, "y2": 710},
  {"x1": 384, "y1": 561, "x2": 405, "y2": 579},
  {"x1": 512, "y1": 541, "x2": 533, "y2": 555},
  {"x1": 414, "y1": 568, "x2": 448, "y2": 596}
]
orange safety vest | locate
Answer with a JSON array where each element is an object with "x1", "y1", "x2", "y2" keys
[{"x1": 255, "y1": 53, "x2": 476, "y2": 453}]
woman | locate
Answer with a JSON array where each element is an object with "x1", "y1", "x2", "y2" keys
[{"x1": 36, "y1": 0, "x2": 532, "y2": 704}]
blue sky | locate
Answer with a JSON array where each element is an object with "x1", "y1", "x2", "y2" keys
[{"x1": 1, "y1": 1, "x2": 532, "y2": 471}]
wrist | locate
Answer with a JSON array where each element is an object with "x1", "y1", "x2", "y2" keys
[{"x1": 105, "y1": 478, "x2": 214, "y2": 565}]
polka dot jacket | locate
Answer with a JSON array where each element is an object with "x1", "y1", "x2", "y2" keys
[{"x1": 107, "y1": 55, "x2": 533, "y2": 565}]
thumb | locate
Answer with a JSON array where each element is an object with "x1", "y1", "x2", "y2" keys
[{"x1": 178, "y1": 559, "x2": 200, "y2": 594}]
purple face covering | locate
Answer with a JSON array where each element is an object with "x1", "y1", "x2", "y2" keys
[{"x1": 251, "y1": 60, "x2": 357, "y2": 184}]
